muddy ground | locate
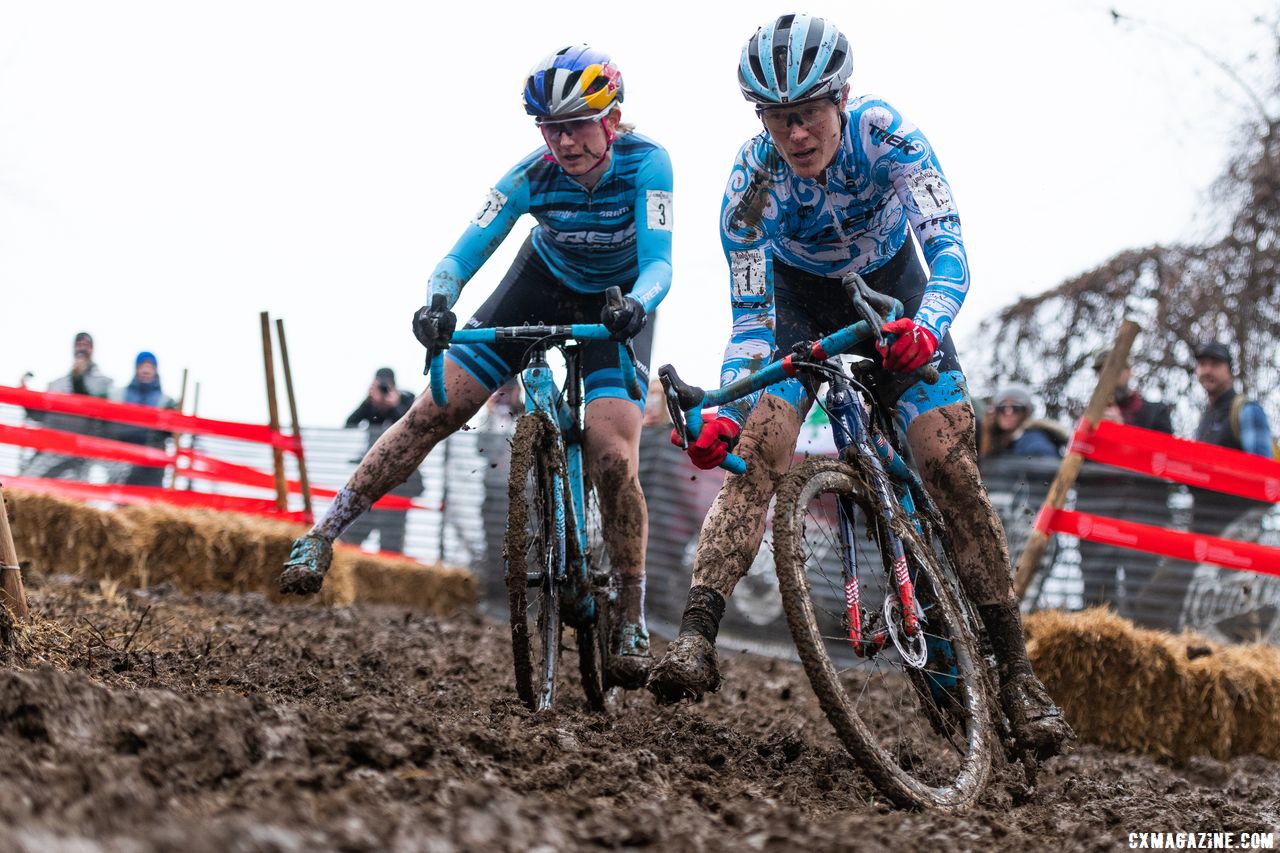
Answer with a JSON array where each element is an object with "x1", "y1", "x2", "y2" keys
[{"x1": 0, "y1": 575, "x2": 1277, "y2": 852}]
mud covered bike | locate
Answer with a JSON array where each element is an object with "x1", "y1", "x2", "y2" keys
[
  {"x1": 424, "y1": 288, "x2": 643, "y2": 712},
  {"x1": 659, "y1": 274, "x2": 997, "y2": 810}
]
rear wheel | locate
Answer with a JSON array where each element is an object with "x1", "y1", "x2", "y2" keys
[
  {"x1": 505, "y1": 413, "x2": 567, "y2": 711},
  {"x1": 772, "y1": 457, "x2": 994, "y2": 810}
]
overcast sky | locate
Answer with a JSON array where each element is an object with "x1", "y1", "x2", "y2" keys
[{"x1": 1, "y1": 1, "x2": 1275, "y2": 427}]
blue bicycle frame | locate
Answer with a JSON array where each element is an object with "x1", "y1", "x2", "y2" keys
[{"x1": 425, "y1": 319, "x2": 642, "y2": 630}]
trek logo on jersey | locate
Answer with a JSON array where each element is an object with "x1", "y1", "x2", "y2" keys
[
  {"x1": 730, "y1": 249, "x2": 767, "y2": 302},
  {"x1": 905, "y1": 169, "x2": 953, "y2": 217},
  {"x1": 646, "y1": 190, "x2": 673, "y2": 231},
  {"x1": 472, "y1": 188, "x2": 508, "y2": 228},
  {"x1": 868, "y1": 124, "x2": 925, "y2": 155}
]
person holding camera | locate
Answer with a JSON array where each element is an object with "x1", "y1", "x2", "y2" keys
[
  {"x1": 21, "y1": 331, "x2": 115, "y2": 481},
  {"x1": 338, "y1": 368, "x2": 421, "y2": 554}
]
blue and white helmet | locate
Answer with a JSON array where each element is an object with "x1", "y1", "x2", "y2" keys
[{"x1": 738, "y1": 14, "x2": 852, "y2": 105}]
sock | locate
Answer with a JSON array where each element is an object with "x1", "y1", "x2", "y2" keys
[
  {"x1": 620, "y1": 574, "x2": 647, "y2": 630},
  {"x1": 311, "y1": 487, "x2": 374, "y2": 542},
  {"x1": 678, "y1": 585, "x2": 726, "y2": 644}
]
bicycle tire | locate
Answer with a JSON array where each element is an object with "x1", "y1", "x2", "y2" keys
[
  {"x1": 772, "y1": 457, "x2": 994, "y2": 810},
  {"x1": 571, "y1": 484, "x2": 610, "y2": 712},
  {"x1": 505, "y1": 413, "x2": 566, "y2": 712}
]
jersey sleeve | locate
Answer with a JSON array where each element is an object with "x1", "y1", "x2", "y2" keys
[
  {"x1": 425, "y1": 161, "x2": 533, "y2": 308},
  {"x1": 716, "y1": 139, "x2": 781, "y2": 427},
  {"x1": 862, "y1": 101, "x2": 969, "y2": 342},
  {"x1": 629, "y1": 145, "x2": 674, "y2": 312}
]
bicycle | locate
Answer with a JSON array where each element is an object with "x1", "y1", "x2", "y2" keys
[
  {"x1": 659, "y1": 274, "x2": 997, "y2": 811},
  {"x1": 424, "y1": 287, "x2": 643, "y2": 712}
]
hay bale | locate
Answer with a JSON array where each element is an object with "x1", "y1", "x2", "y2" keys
[
  {"x1": 1026, "y1": 607, "x2": 1189, "y2": 761},
  {"x1": 1209, "y1": 643, "x2": 1280, "y2": 760},
  {"x1": 324, "y1": 554, "x2": 475, "y2": 616},
  {"x1": 1027, "y1": 608, "x2": 1280, "y2": 764},
  {"x1": 5, "y1": 489, "x2": 474, "y2": 614},
  {"x1": 7, "y1": 492, "x2": 139, "y2": 581}
]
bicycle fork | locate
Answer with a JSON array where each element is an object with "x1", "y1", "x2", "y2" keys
[{"x1": 827, "y1": 385, "x2": 923, "y2": 657}]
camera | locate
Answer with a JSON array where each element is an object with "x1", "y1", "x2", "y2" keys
[{"x1": 377, "y1": 381, "x2": 391, "y2": 395}]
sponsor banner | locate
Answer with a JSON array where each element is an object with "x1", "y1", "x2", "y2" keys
[
  {"x1": 2, "y1": 475, "x2": 311, "y2": 522},
  {"x1": 1040, "y1": 508, "x2": 1280, "y2": 577},
  {"x1": 0, "y1": 385, "x2": 302, "y2": 452},
  {"x1": 0, "y1": 422, "x2": 423, "y2": 512},
  {"x1": 1071, "y1": 419, "x2": 1280, "y2": 503}
]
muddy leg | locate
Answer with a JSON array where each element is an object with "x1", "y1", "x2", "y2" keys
[
  {"x1": 279, "y1": 361, "x2": 490, "y2": 595},
  {"x1": 584, "y1": 398, "x2": 651, "y2": 688},
  {"x1": 649, "y1": 396, "x2": 803, "y2": 703},
  {"x1": 907, "y1": 401, "x2": 1074, "y2": 758}
]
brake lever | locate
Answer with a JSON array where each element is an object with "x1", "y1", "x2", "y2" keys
[
  {"x1": 842, "y1": 272, "x2": 890, "y2": 349},
  {"x1": 661, "y1": 374, "x2": 689, "y2": 449}
]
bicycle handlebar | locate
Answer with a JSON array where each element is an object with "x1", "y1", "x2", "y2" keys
[
  {"x1": 660, "y1": 273, "x2": 935, "y2": 476},
  {"x1": 423, "y1": 286, "x2": 644, "y2": 407}
]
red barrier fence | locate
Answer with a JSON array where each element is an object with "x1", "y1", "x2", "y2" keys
[
  {"x1": 1033, "y1": 419, "x2": 1280, "y2": 573},
  {"x1": 0, "y1": 384, "x2": 425, "y2": 522}
]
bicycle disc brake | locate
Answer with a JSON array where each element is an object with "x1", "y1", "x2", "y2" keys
[{"x1": 884, "y1": 594, "x2": 928, "y2": 667}]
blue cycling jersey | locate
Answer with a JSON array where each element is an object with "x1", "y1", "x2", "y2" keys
[
  {"x1": 426, "y1": 132, "x2": 674, "y2": 313},
  {"x1": 717, "y1": 95, "x2": 969, "y2": 425}
]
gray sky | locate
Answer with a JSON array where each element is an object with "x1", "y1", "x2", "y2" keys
[{"x1": 1, "y1": 1, "x2": 1274, "y2": 426}]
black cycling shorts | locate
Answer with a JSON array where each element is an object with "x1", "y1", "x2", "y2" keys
[{"x1": 446, "y1": 235, "x2": 653, "y2": 409}]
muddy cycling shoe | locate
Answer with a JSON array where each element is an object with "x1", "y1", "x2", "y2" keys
[
  {"x1": 1000, "y1": 671, "x2": 1075, "y2": 760},
  {"x1": 605, "y1": 623, "x2": 653, "y2": 691},
  {"x1": 647, "y1": 633, "x2": 722, "y2": 704},
  {"x1": 278, "y1": 534, "x2": 333, "y2": 596}
]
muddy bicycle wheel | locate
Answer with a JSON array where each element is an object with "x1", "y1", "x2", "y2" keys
[
  {"x1": 505, "y1": 413, "x2": 566, "y2": 712},
  {"x1": 772, "y1": 458, "x2": 994, "y2": 810}
]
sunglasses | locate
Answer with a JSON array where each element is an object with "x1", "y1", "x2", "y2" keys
[
  {"x1": 756, "y1": 95, "x2": 839, "y2": 134},
  {"x1": 995, "y1": 404, "x2": 1028, "y2": 415},
  {"x1": 535, "y1": 106, "x2": 613, "y2": 136}
]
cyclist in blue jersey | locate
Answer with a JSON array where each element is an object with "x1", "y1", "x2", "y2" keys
[
  {"x1": 278, "y1": 45, "x2": 673, "y2": 689},
  {"x1": 647, "y1": 14, "x2": 1072, "y2": 758}
]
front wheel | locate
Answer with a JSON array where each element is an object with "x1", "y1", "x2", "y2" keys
[
  {"x1": 772, "y1": 458, "x2": 994, "y2": 810},
  {"x1": 505, "y1": 413, "x2": 566, "y2": 711}
]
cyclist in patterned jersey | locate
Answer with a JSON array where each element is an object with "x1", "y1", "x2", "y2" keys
[
  {"x1": 647, "y1": 14, "x2": 1072, "y2": 758},
  {"x1": 278, "y1": 45, "x2": 673, "y2": 689}
]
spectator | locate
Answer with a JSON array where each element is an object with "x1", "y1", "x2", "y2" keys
[
  {"x1": 21, "y1": 331, "x2": 115, "y2": 481},
  {"x1": 112, "y1": 352, "x2": 177, "y2": 487},
  {"x1": 339, "y1": 368, "x2": 421, "y2": 554},
  {"x1": 1093, "y1": 348, "x2": 1174, "y2": 433},
  {"x1": 978, "y1": 384, "x2": 1067, "y2": 459},
  {"x1": 1189, "y1": 341, "x2": 1274, "y2": 536}
]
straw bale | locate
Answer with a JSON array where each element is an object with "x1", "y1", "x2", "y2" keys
[
  {"x1": 323, "y1": 554, "x2": 476, "y2": 616},
  {"x1": 1026, "y1": 607, "x2": 1189, "y2": 760},
  {"x1": 1206, "y1": 643, "x2": 1280, "y2": 760},
  {"x1": 7, "y1": 492, "x2": 139, "y2": 581},
  {"x1": 4, "y1": 490, "x2": 474, "y2": 614}
]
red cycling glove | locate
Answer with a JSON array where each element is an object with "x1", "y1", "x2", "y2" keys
[
  {"x1": 671, "y1": 415, "x2": 741, "y2": 470},
  {"x1": 877, "y1": 318, "x2": 938, "y2": 372}
]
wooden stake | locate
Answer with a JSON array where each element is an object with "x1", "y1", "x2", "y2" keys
[
  {"x1": 0, "y1": 486, "x2": 30, "y2": 619},
  {"x1": 260, "y1": 312, "x2": 289, "y2": 512},
  {"x1": 1013, "y1": 319, "x2": 1141, "y2": 599},
  {"x1": 275, "y1": 318, "x2": 313, "y2": 519},
  {"x1": 185, "y1": 382, "x2": 201, "y2": 491},
  {"x1": 170, "y1": 367, "x2": 189, "y2": 489}
]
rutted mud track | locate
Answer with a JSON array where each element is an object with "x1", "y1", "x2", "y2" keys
[{"x1": 1, "y1": 577, "x2": 1277, "y2": 852}]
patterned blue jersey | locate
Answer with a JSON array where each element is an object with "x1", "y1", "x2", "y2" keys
[
  {"x1": 427, "y1": 132, "x2": 674, "y2": 313},
  {"x1": 717, "y1": 95, "x2": 968, "y2": 424}
]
